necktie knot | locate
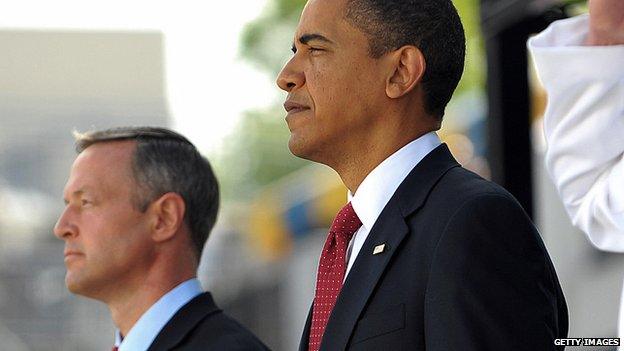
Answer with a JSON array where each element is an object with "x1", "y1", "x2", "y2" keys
[{"x1": 329, "y1": 202, "x2": 362, "y2": 242}]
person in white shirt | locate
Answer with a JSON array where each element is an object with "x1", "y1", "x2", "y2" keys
[
  {"x1": 54, "y1": 127, "x2": 268, "y2": 351},
  {"x1": 529, "y1": 0, "x2": 624, "y2": 338}
]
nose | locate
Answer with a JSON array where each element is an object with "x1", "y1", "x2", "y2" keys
[
  {"x1": 53, "y1": 206, "x2": 77, "y2": 240},
  {"x1": 276, "y1": 56, "x2": 305, "y2": 92}
]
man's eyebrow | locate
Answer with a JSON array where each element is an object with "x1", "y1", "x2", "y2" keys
[
  {"x1": 298, "y1": 33, "x2": 334, "y2": 46},
  {"x1": 292, "y1": 33, "x2": 335, "y2": 52},
  {"x1": 63, "y1": 189, "x2": 86, "y2": 204}
]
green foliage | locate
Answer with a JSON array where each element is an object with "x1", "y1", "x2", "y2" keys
[
  {"x1": 453, "y1": 0, "x2": 486, "y2": 95},
  {"x1": 212, "y1": 107, "x2": 309, "y2": 201},
  {"x1": 240, "y1": 0, "x2": 306, "y2": 75},
  {"x1": 273, "y1": 0, "x2": 308, "y2": 18},
  {"x1": 562, "y1": 0, "x2": 587, "y2": 15}
]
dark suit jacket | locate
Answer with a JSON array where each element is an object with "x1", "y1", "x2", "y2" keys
[
  {"x1": 299, "y1": 144, "x2": 568, "y2": 351},
  {"x1": 148, "y1": 292, "x2": 270, "y2": 351}
]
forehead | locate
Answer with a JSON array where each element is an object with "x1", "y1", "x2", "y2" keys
[
  {"x1": 297, "y1": 0, "x2": 348, "y2": 37},
  {"x1": 65, "y1": 141, "x2": 136, "y2": 193}
]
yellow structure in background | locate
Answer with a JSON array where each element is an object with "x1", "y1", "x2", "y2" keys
[
  {"x1": 248, "y1": 164, "x2": 346, "y2": 261},
  {"x1": 249, "y1": 192, "x2": 292, "y2": 261}
]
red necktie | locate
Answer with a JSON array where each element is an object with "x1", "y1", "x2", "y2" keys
[
  {"x1": 112, "y1": 347, "x2": 118, "y2": 351},
  {"x1": 308, "y1": 202, "x2": 362, "y2": 351}
]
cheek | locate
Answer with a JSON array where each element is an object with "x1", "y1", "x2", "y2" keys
[
  {"x1": 82, "y1": 210, "x2": 149, "y2": 260},
  {"x1": 83, "y1": 228, "x2": 123, "y2": 265},
  {"x1": 114, "y1": 216, "x2": 154, "y2": 260},
  {"x1": 307, "y1": 70, "x2": 344, "y2": 115}
]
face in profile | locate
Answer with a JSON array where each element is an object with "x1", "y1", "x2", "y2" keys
[
  {"x1": 276, "y1": 0, "x2": 388, "y2": 164},
  {"x1": 54, "y1": 141, "x2": 153, "y2": 300}
]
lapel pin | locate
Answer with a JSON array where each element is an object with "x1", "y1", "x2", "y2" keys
[{"x1": 373, "y1": 243, "x2": 386, "y2": 255}]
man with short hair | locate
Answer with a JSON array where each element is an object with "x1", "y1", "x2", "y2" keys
[
  {"x1": 54, "y1": 127, "x2": 268, "y2": 351},
  {"x1": 277, "y1": 0, "x2": 568, "y2": 350}
]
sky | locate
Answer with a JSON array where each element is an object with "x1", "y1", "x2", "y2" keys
[{"x1": 0, "y1": 0, "x2": 278, "y2": 154}]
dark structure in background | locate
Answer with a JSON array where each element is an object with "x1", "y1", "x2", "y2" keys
[
  {"x1": 480, "y1": 0, "x2": 573, "y2": 217},
  {"x1": 482, "y1": 1, "x2": 624, "y2": 343}
]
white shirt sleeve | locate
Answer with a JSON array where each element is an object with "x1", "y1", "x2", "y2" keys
[{"x1": 528, "y1": 14, "x2": 624, "y2": 252}]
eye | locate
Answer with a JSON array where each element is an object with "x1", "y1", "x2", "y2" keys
[
  {"x1": 81, "y1": 199, "x2": 91, "y2": 206},
  {"x1": 308, "y1": 47, "x2": 325, "y2": 55}
]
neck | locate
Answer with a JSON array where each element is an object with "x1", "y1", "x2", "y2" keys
[
  {"x1": 106, "y1": 262, "x2": 196, "y2": 337},
  {"x1": 332, "y1": 119, "x2": 436, "y2": 194}
]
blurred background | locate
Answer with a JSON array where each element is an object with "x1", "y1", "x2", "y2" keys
[{"x1": 1, "y1": 0, "x2": 622, "y2": 350}]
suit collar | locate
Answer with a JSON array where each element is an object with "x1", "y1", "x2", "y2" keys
[
  {"x1": 148, "y1": 292, "x2": 221, "y2": 351},
  {"x1": 116, "y1": 279, "x2": 203, "y2": 350},
  {"x1": 349, "y1": 132, "x2": 441, "y2": 232},
  {"x1": 314, "y1": 144, "x2": 459, "y2": 350},
  {"x1": 394, "y1": 144, "x2": 460, "y2": 217}
]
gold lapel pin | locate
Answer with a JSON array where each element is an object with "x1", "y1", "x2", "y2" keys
[{"x1": 373, "y1": 243, "x2": 386, "y2": 255}]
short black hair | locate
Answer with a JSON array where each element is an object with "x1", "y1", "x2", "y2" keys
[
  {"x1": 345, "y1": 0, "x2": 466, "y2": 119},
  {"x1": 74, "y1": 126, "x2": 219, "y2": 261}
]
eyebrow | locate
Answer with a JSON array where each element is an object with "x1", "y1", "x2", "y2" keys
[
  {"x1": 300, "y1": 33, "x2": 334, "y2": 45},
  {"x1": 63, "y1": 188, "x2": 86, "y2": 205},
  {"x1": 292, "y1": 33, "x2": 335, "y2": 51}
]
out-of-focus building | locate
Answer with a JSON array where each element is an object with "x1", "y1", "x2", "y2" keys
[
  {"x1": 0, "y1": 29, "x2": 168, "y2": 350},
  {"x1": 0, "y1": 30, "x2": 169, "y2": 194}
]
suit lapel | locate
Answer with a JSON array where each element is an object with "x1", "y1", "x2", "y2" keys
[
  {"x1": 319, "y1": 144, "x2": 460, "y2": 350},
  {"x1": 319, "y1": 202, "x2": 408, "y2": 350},
  {"x1": 147, "y1": 292, "x2": 221, "y2": 351},
  {"x1": 299, "y1": 304, "x2": 313, "y2": 351}
]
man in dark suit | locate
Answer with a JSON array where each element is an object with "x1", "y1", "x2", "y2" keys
[
  {"x1": 54, "y1": 127, "x2": 268, "y2": 351},
  {"x1": 276, "y1": 0, "x2": 568, "y2": 350}
]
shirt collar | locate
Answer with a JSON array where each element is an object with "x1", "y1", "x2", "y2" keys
[
  {"x1": 115, "y1": 278, "x2": 203, "y2": 350},
  {"x1": 349, "y1": 132, "x2": 441, "y2": 230}
]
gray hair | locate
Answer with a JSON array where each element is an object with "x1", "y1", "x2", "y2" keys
[{"x1": 74, "y1": 126, "x2": 219, "y2": 261}]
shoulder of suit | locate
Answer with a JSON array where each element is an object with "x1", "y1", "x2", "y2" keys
[
  {"x1": 413, "y1": 165, "x2": 524, "y2": 223},
  {"x1": 433, "y1": 166, "x2": 515, "y2": 203},
  {"x1": 182, "y1": 310, "x2": 269, "y2": 350}
]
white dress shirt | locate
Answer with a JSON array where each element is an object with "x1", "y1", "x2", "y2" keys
[
  {"x1": 114, "y1": 278, "x2": 203, "y2": 351},
  {"x1": 529, "y1": 14, "x2": 624, "y2": 338},
  {"x1": 344, "y1": 132, "x2": 441, "y2": 277}
]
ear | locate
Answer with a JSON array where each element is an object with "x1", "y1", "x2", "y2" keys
[
  {"x1": 385, "y1": 46, "x2": 426, "y2": 99},
  {"x1": 149, "y1": 192, "x2": 186, "y2": 243}
]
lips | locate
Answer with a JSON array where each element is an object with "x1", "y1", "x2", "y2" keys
[
  {"x1": 64, "y1": 250, "x2": 83, "y2": 259},
  {"x1": 283, "y1": 100, "x2": 311, "y2": 114}
]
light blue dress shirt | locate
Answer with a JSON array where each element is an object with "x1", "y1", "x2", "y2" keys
[{"x1": 114, "y1": 278, "x2": 203, "y2": 351}]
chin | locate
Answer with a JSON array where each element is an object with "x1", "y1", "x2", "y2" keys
[
  {"x1": 65, "y1": 273, "x2": 83, "y2": 294},
  {"x1": 65, "y1": 271, "x2": 96, "y2": 298},
  {"x1": 288, "y1": 135, "x2": 314, "y2": 161},
  {"x1": 289, "y1": 136, "x2": 332, "y2": 167}
]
